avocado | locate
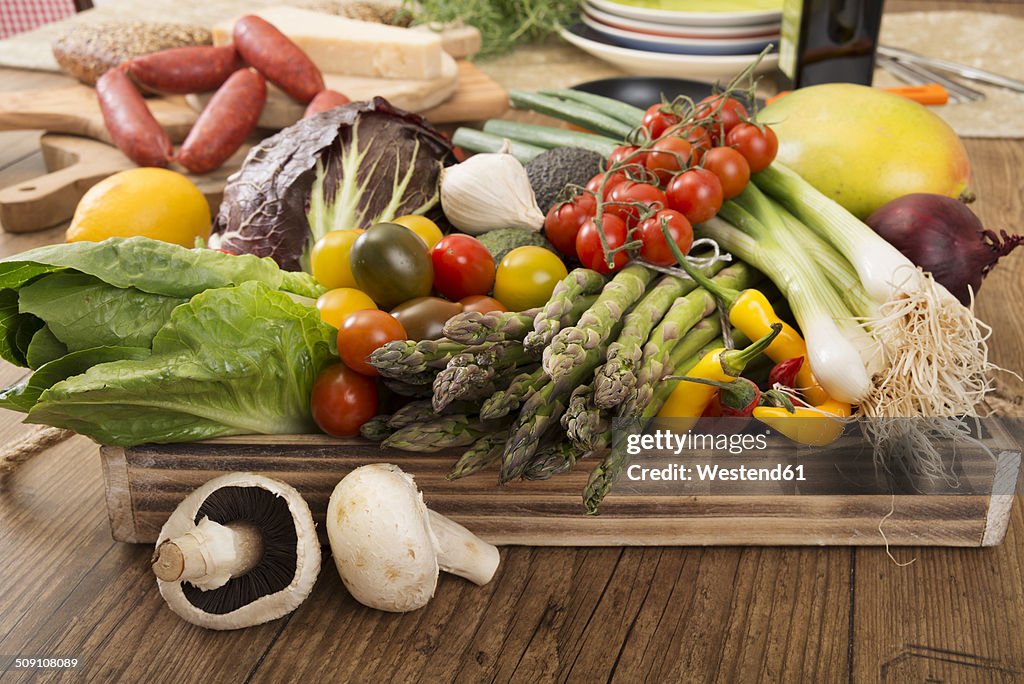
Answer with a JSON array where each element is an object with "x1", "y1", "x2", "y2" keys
[
  {"x1": 477, "y1": 229, "x2": 557, "y2": 265},
  {"x1": 526, "y1": 147, "x2": 605, "y2": 214}
]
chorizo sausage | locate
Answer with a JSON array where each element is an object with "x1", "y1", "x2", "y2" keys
[
  {"x1": 96, "y1": 65, "x2": 172, "y2": 167},
  {"x1": 303, "y1": 89, "x2": 351, "y2": 118},
  {"x1": 127, "y1": 45, "x2": 244, "y2": 94},
  {"x1": 232, "y1": 15, "x2": 324, "y2": 104},
  {"x1": 176, "y1": 68, "x2": 267, "y2": 174}
]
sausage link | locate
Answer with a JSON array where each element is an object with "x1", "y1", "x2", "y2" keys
[
  {"x1": 127, "y1": 45, "x2": 244, "y2": 95},
  {"x1": 96, "y1": 66, "x2": 172, "y2": 167},
  {"x1": 232, "y1": 15, "x2": 324, "y2": 104},
  {"x1": 175, "y1": 68, "x2": 267, "y2": 174},
  {"x1": 303, "y1": 89, "x2": 351, "y2": 118}
]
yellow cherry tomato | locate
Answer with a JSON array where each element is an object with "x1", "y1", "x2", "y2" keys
[
  {"x1": 391, "y1": 215, "x2": 444, "y2": 250},
  {"x1": 311, "y1": 229, "x2": 364, "y2": 289},
  {"x1": 316, "y1": 288, "x2": 377, "y2": 329},
  {"x1": 493, "y1": 246, "x2": 568, "y2": 311}
]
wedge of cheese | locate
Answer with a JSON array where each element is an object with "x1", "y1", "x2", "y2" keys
[{"x1": 213, "y1": 6, "x2": 444, "y2": 81}]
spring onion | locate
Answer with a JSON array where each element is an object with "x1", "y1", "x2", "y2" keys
[
  {"x1": 537, "y1": 89, "x2": 647, "y2": 128},
  {"x1": 508, "y1": 91, "x2": 636, "y2": 140},
  {"x1": 451, "y1": 129, "x2": 545, "y2": 164},
  {"x1": 753, "y1": 163, "x2": 995, "y2": 418},
  {"x1": 481, "y1": 120, "x2": 620, "y2": 157}
]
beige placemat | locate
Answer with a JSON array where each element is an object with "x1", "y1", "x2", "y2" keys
[{"x1": 875, "y1": 10, "x2": 1024, "y2": 139}]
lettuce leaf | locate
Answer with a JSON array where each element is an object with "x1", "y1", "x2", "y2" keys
[
  {"x1": 213, "y1": 97, "x2": 456, "y2": 271},
  {"x1": 26, "y1": 282, "x2": 336, "y2": 446}
]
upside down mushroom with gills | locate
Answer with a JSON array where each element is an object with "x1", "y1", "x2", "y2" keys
[{"x1": 153, "y1": 473, "x2": 320, "y2": 630}]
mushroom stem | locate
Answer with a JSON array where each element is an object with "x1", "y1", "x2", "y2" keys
[
  {"x1": 428, "y1": 510, "x2": 500, "y2": 586},
  {"x1": 152, "y1": 517, "x2": 263, "y2": 589}
]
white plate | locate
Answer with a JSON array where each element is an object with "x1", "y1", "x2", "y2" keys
[
  {"x1": 561, "y1": 24, "x2": 779, "y2": 82},
  {"x1": 587, "y1": 0, "x2": 782, "y2": 27},
  {"x1": 583, "y1": 2, "x2": 780, "y2": 38},
  {"x1": 580, "y1": 13, "x2": 776, "y2": 55}
]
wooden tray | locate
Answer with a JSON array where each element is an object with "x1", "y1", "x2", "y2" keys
[{"x1": 100, "y1": 431, "x2": 1021, "y2": 548}]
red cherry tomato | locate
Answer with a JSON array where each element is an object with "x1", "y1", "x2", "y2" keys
[
  {"x1": 637, "y1": 209, "x2": 694, "y2": 266},
  {"x1": 337, "y1": 309, "x2": 407, "y2": 376},
  {"x1": 642, "y1": 103, "x2": 679, "y2": 139},
  {"x1": 310, "y1": 362, "x2": 379, "y2": 436},
  {"x1": 702, "y1": 146, "x2": 751, "y2": 200},
  {"x1": 459, "y1": 295, "x2": 507, "y2": 313},
  {"x1": 644, "y1": 135, "x2": 693, "y2": 184},
  {"x1": 607, "y1": 145, "x2": 646, "y2": 171},
  {"x1": 607, "y1": 180, "x2": 667, "y2": 228},
  {"x1": 725, "y1": 123, "x2": 779, "y2": 173},
  {"x1": 666, "y1": 168, "x2": 724, "y2": 225},
  {"x1": 682, "y1": 125, "x2": 713, "y2": 164},
  {"x1": 544, "y1": 194, "x2": 596, "y2": 259},
  {"x1": 576, "y1": 215, "x2": 630, "y2": 274},
  {"x1": 696, "y1": 96, "x2": 748, "y2": 143},
  {"x1": 586, "y1": 171, "x2": 628, "y2": 200},
  {"x1": 430, "y1": 234, "x2": 495, "y2": 301}
]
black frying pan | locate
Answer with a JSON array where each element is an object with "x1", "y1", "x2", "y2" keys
[{"x1": 572, "y1": 77, "x2": 764, "y2": 110}]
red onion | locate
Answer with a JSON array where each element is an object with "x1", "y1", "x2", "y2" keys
[{"x1": 865, "y1": 193, "x2": 1022, "y2": 305}]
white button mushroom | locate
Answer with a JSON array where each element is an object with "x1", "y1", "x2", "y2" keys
[
  {"x1": 327, "y1": 463, "x2": 500, "y2": 612},
  {"x1": 152, "y1": 472, "x2": 320, "y2": 630}
]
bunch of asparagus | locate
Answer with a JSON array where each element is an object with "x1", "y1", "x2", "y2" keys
[{"x1": 362, "y1": 259, "x2": 759, "y2": 513}]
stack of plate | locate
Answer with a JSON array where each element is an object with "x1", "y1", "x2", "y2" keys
[{"x1": 562, "y1": 0, "x2": 782, "y2": 82}]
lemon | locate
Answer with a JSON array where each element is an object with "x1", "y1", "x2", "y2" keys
[{"x1": 67, "y1": 168, "x2": 211, "y2": 247}]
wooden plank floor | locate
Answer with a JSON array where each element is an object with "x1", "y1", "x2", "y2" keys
[{"x1": 1, "y1": 2, "x2": 1023, "y2": 680}]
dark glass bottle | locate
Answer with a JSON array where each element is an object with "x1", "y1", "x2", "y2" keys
[{"x1": 778, "y1": 0, "x2": 885, "y2": 88}]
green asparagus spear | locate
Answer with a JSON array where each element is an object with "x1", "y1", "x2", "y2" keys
[
  {"x1": 448, "y1": 432, "x2": 508, "y2": 480},
  {"x1": 370, "y1": 338, "x2": 468, "y2": 379},
  {"x1": 381, "y1": 377, "x2": 435, "y2": 397},
  {"x1": 479, "y1": 365, "x2": 548, "y2": 420},
  {"x1": 523, "y1": 439, "x2": 584, "y2": 481},
  {"x1": 524, "y1": 268, "x2": 606, "y2": 354},
  {"x1": 562, "y1": 383, "x2": 603, "y2": 450},
  {"x1": 593, "y1": 264, "x2": 725, "y2": 409},
  {"x1": 543, "y1": 264, "x2": 655, "y2": 381},
  {"x1": 382, "y1": 414, "x2": 503, "y2": 452},
  {"x1": 583, "y1": 329, "x2": 736, "y2": 514},
  {"x1": 616, "y1": 263, "x2": 755, "y2": 419},
  {"x1": 387, "y1": 399, "x2": 478, "y2": 429},
  {"x1": 359, "y1": 415, "x2": 394, "y2": 442},
  {"x1": 432, "y1": 343, "x2": 537, "y2": 412},
  {"x1": 442, "y1": 308, "x2": 540, "y2": 345}
]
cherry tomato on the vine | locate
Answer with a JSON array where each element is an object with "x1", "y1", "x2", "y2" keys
[
  {"x1": 310, "y1": 362, "x2": 378, "y2": 436},
  {"x1": 586, "y1": 171, "x2": 628, "y2": 200},
  {"x1": 607, "y1": 180, "x2": 667, "y2": 228},
  {"x1": 725, "y1": 123, "x2": 779, "y2": 172},
  {"x1": 644, "y1": 135, "x2": 693, "y2": 185},
  {"x1": 637, "y1": 209, "x2": 694, "y2": 266},
  {"x1": 337, "y1": 309, "x2": 407, "y2": 376},
  {"x1": 696, "y1": 96, "x2": 748, "y2": 143},
  {"x1": 607, "y1": 145, "x2": 646, "y2": 171},
  {"x1": 430, "y1": 234, "x2": 495, "y2": 301},
  {"x1": 702, "y1": 146, "x2": 751, "y2": 200},
  {"x1": 642, "y1": 103, "x2": 679, "y2": 139},
  {"x1": 576, "y1": 215, "x2": 630, "y2": 274},
  {"x1": 544, "y1": 194, "x2": 596, "y2": 259},
  {"x1": 682, "y1": 125, "x2": 713, "y2": 165},
  {"x1": 666, "y1": 168, "x2": 724, "y2": 225}
]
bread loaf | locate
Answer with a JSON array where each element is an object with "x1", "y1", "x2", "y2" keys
[{"x1": 51, "y1": 22, "x2": 211, "y2": 86}]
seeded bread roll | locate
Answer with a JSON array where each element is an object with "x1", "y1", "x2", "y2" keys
[{"x1": 51, "y1": 22, "x2": 212, "y2": 86}]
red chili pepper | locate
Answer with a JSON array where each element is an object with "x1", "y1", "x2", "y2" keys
[{"x1": 768, "y1": 356, "x2": 804, "y2": 389}]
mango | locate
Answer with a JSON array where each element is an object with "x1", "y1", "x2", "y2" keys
[{"x1": 757, "y1": 84, "x2": 971, "y2": 219}]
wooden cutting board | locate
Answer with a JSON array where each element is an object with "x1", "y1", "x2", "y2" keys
[{"x1": 0, "y1": 61, "x2": 508, "y2": 233}]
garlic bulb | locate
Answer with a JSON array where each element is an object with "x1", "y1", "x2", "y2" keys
[{"x1": 440, "y1": 144, "x2": 546, "y2": 235}]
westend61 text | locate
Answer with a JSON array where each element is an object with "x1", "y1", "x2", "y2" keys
[{"x1": 626, "y1": 463, "x2": 807, "y2": 482}]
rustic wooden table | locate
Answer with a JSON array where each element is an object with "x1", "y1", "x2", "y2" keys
[{"x1": 1, "y1": 2, "x2": 1023, "y2": 681}]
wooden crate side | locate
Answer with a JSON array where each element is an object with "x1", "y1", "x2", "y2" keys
[
  {"x1": 103, "y1": 441, "x2": 999, "y2": 547},
  {"x1": 982, "y1": 449, "x2": 1021, "y2": 546},
  {"x1": 99, "y1": 446, "x2": 141, "y2": 543}
]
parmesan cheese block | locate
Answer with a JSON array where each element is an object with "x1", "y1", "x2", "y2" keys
[{"x1": 213, "y1": 7, "x2": 444, "y2": 81}]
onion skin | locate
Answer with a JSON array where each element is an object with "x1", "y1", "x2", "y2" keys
[{"x1": 866, "y1": 193, "x2": 1023, "y2": 305}]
